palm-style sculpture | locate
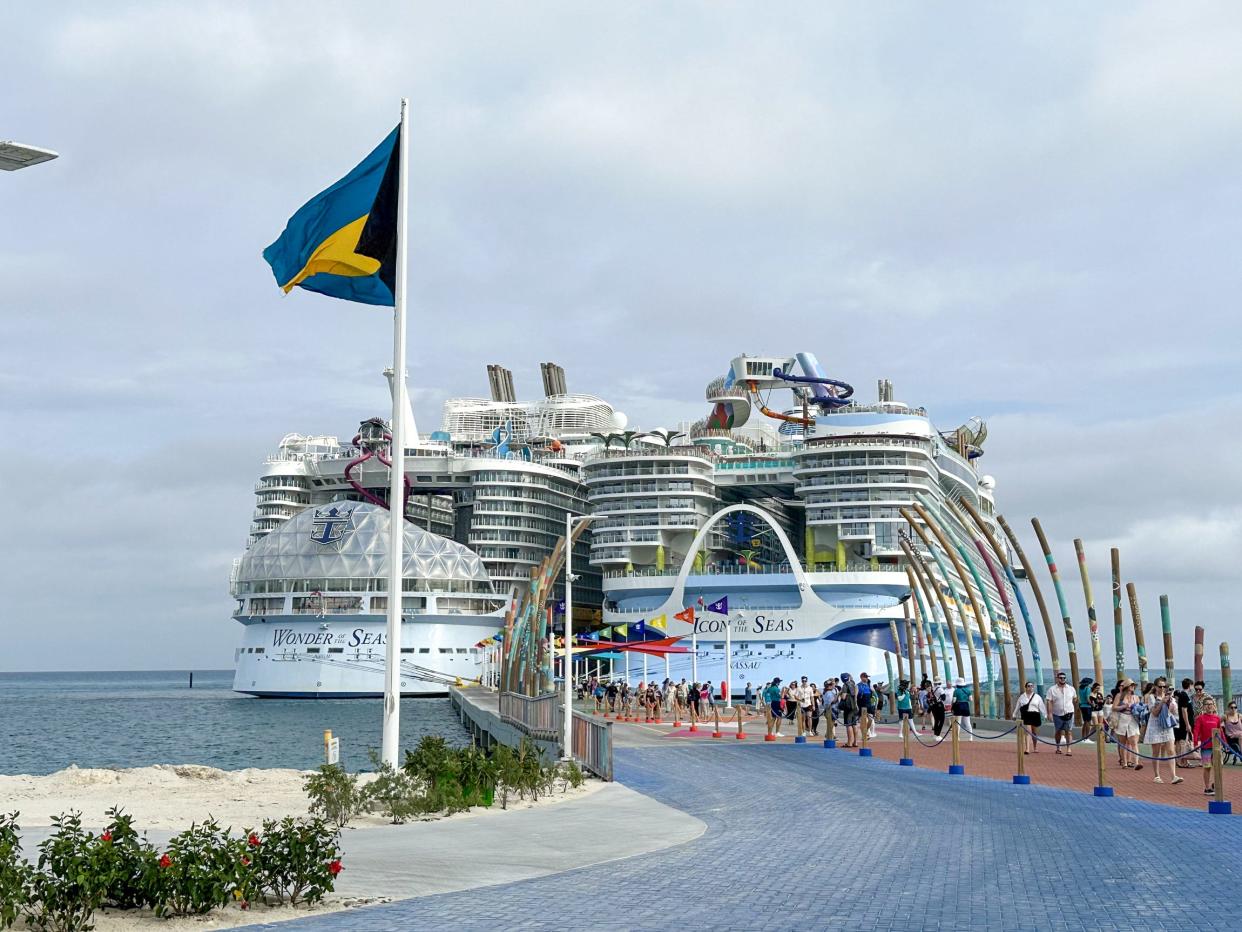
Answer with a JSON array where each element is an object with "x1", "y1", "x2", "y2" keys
[
  {"x1": 589, "y1": 431, "x2": 618, "y2": 450},
  {"x1": 646, "y1": 429, "x2": 684, "y2": 447},
  {"x1": 617, "y1": 430, "x2": 642, "y2": 450}
]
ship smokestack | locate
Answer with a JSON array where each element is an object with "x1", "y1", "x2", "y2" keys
[
  {"x1": 540, "y1": 362, "x2": 567, "y2": 398},
  {"x1": 487, "y1": 364, "x2": 517, "y2": 403}
]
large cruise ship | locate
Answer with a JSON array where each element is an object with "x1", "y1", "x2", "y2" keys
[{"x1": 231, "y1": 353, "x2": 1014, "y2": 699}]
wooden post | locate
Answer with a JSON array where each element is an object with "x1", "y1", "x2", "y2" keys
[
  {"x1": 1110, "y1": 549, "x2": 1124, "y2": 686},
  {"x1": 1031, "y1": 517, "x2": 1082, "y2": 721},
  {"x1": 736, "y1": 705, "x2": 746, "y2": 739},
  {"x1": 903, "y1": 558, "x2": 943, "y2": 682},
  {"x1": 1014, "y1": 721, "x2": 1029, "y2": 783},
  {"x1": 904, "y1": 619, "x2": 918, "y2": 688},
  {"x1": 1160, "y1": 595, "x2": 1176, "y2": 689},
  {"x1": 712, "y1": 704, "x2": 722, "y2": 738},
  {"x1": 998, "y1": 514, "x2": 1062, "y2": 691},
  {"x1": 1222, "y1": 642, "x2": 1233, "y2": 708},
  {"x1": 900, "y1": 715, "x2": 913, "y2": 765},
  {"x1": 1195, "y1": 626, "x2": 1205, "y2": 683},
  {"x1": 1125, "y1": 582, "x2": 1149, "y2": 688},
  {"x1": 1073, "y1": 539, "x2": 1105, "y2": 690},
  {"x1": 901, "y1": 517, "x2": 974, "y2": 707},
  {"x1": 949, "y1": 717, "x2": 963, "y2": 774},
  {"x1": 890, "y1": 620, "x2": 905, "y2": 685},
  {"x1": 1093, "y1": 727, "x2": 1113, "y2": 796},
  {"x1": 858, "y1": 707, "x2": 872, "y2": 756},
  {"x1": 1209, "y1": 739, "x2": 1231, "y2": 814}
]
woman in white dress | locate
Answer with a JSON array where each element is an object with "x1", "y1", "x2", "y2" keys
[{"x1": 1144, "y1": 682, "x2": 1183, "y2": 784}]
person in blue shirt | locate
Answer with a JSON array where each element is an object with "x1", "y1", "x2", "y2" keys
[
  {"x1": 896, "y1": 679, "x2": 918, "y2": 734},
  {"x1": 744, "y1": 682, "x2": 755, "y2": 706},
  {"x1": 762, "y1": 678, "x2": 784, "y2": 737}
]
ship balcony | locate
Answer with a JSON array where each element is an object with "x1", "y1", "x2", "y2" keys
[{"x1": 704, "y1": 376, "x2": 749, "y2": 403}]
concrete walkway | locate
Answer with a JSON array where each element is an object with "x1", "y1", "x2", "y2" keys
[{"x1": 256, "y1": 741, "x2": 1242, "y2": 931}]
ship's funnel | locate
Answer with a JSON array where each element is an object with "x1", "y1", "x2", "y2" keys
[
  {"x1": 540, "y1": 362, "x2": 567, "y2": 398},
  {"x1": 487, "y1": 364, "x2": 517, "y2": 403}
]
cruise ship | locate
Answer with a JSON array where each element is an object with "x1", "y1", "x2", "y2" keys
[{"x1": 231, "y1": 353, "x2": 1014, "y2": 698}]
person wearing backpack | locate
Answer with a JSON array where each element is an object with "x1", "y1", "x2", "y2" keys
[
  {"x1": 762, "y1": 678, "x2": 784, "y2": 737},
  {"x1": 929, "y1": 680, "x2": 947, "y2": 737},
  {"x1": 839, "y1": 673, "x2": 860, "y2": 747},
  {"x1": 1144, "y1": 681, "x2": 1182, "y2": 784}
]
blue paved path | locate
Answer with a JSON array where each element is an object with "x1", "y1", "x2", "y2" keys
[{"x1": 257, "y1": 744, "x2": 1242, "y2": 930}]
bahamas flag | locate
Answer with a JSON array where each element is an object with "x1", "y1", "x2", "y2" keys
[{"x1": 263, "y1": 127, "x2": 400, "y2": 306}]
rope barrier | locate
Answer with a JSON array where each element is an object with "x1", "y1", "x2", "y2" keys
[
  {"x1": 1017, "y1": 726, "x2": 1095, "y2": 748},
  {"x1": 910, "y1": 727, "x2": 954, "y2": 748},
  {"x1": 1100, "y1": 726, "x2": 1208, "y2": 762},
  {"x1": 957, "y1": 721, "x2": 1018, "y2": 740}
]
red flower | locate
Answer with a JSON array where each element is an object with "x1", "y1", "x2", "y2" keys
[
  {"x1": 100, "y1": 831, "x2": 112, "y2": 843},
  {"x1": 242, "y1": 856, "x2": 251, "y2": 867},
  {"x1": 241, "y1": 900, "x2": 250, "y2": 910},
  {"x1": 328, "y1": 859, "x2": 343, "y2": 876},
  {"x1": 248, "y1": 833, "x2": 261, "y2": 847},
  {"x1": 159, "y1": 854, "x2": 172, "y2": 869}
]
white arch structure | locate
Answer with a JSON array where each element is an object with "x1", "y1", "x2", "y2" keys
[{"x1": 657, "y1": 504, "x2": 827, "y2": 614}]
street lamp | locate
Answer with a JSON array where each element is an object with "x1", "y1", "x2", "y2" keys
[
  {"x1": 0, "y1": 141, "x2": 58, "y2": 172},
  {"x1": 562, "y1": 513, "x2": 594, "y2": 760}
]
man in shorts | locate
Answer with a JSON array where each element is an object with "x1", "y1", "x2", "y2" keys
[{"x1": 1047, "y1": 671, "x2": 1077, "y2": 755}]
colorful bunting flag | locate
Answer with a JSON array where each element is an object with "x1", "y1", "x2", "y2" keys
[
  {"x1": 649, "y1": 614, "x2": 666, "y2": 631},
  {"x1": 674, "y1": 607, "x2": 695, "y2": 624},
  {"x1": 706, "y1": 596, "x2": 729, "y2": 614}
]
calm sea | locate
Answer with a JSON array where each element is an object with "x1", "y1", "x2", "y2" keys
[{"x1": 0, "y1": 670, "x2": 469, "y2": 776}]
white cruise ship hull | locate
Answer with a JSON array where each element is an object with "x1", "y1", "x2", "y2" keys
[{"x1": 232, "y1": 615, "x2": 498, "y2": 698}]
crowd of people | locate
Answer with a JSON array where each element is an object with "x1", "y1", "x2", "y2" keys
[{"x1": 579, "y1": 669, "x2": 1242, "y2": 794}]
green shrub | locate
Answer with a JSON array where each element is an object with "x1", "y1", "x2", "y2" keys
[
  {"x1": 304, "y1": 764, "x2": 365, "y2": 828},
  {"x1": 0, "y1": 812, "x2": 30, "y2": 931},
  {"x1": 562, "y1": 760, "x2": 585, "y2": 790},
  {"x1": 148, "y1": 819, "x2": 237, "y2": 917},
  {"x1": 364, "y1": 756, "x2": 426, "y2": 824},
  {"x1": 242, "y1": 818, "x2": 341, "y2": 906},
  {"x1": 22, "y1": 811, "x2": 103, "y2": 932},
  {"x1": 92, "y1": 807, "x2": 158, "y2": 910}
]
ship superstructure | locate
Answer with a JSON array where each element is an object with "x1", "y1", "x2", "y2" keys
[{"x1": 233, "y1": 354, "x2": 1014, "y2": 697}]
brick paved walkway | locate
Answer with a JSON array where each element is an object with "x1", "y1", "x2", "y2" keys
[{"x1": 255, "y1": 741, "x2": 1242, "y2": 931}]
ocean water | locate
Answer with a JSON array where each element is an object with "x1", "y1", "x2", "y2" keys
[{"x1": 0, "y1": 670, "x2": 470, "y2": 776}]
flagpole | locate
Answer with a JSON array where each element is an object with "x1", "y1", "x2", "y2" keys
[{"x1": 382, "y1": 97, "x2": 410, "y2": 768}]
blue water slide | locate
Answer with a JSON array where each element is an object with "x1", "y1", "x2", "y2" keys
[{"x1": 772, "y1": 352, "x2": 854, "y2": 410}]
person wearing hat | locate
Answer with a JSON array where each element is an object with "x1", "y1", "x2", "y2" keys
[
  {"x1": 951, "y1": 676, "x2": 974, "y2": 740},
  {"x1": 929, "y1": 678, "x2": 947, "y2": 737}
]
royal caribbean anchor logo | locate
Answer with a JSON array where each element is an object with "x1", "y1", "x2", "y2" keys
[{"x1": 310, "y1": 505, "x2": 355, "y2": 546}]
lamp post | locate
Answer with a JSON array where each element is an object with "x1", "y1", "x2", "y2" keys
[{"x1": 563, "y1": 513, "x2": 594, "y2": 760}]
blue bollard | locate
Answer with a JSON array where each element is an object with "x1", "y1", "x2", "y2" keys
[
  {"x1": 1012, "y1": 774, "x2": 1031, "y2": 785},
  {"x1": 1093, "y1": 786, "x2": 1114, "y2": 797},
  {"x1": 859, "y1": 747, "x2": 873, "y2": 757},
  {"x1": 899, "y1": 758, "x2": 914, "y2": 766},
  {"x1": 1209, "y1": 800, "x2": 1232, "y2": 815},
  {"x1": 949, "y1": 764, "x2": 965, "y2": 775},
  {"x1": 794, "y1": 735, "x2": 807, "y2": 744},
  {"x1": 823, "y1": 739, "x2": 837, "y2": 748}
]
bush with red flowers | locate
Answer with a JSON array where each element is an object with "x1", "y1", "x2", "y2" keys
[{"x1": 238, "y1": 817, "x2": 342, "y2": 906}]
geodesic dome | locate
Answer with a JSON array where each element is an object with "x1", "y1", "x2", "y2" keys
[{"x1": 238, "y1": 501, "x2": 491, "y2": 586}]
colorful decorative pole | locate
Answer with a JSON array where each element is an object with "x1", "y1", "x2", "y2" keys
[
  {"x1": 1125, "y1": 582, "x2": 1149, "y2": 688},
  {"x1": 997, "y1": 515, "x2": 1061, "y2": 693},
  {"x1": 1195, "y1": 627, "x2": 1205, "y2": 683},
  {"x1": 1160, "y1": 595, "x2": 1175, "y2": 688},
  {"x1": 1221, "y1": 642, "x2": 1232, "y2": 708},
  {"x1": 1031, "y1": 518, "x2": 1082, "y2": 715},
  {"x1": 901, "y1": 531, "x2": 963, "y2": 687},
  {"x1": 905, "y1": 618, "x2": 918, "y2": 685},
  {"x1": 1111, "y1": 549, "x2": 1125, "y2": 686},
  {"x1": 1073, "y1": 539, "x2": 1104, "y2": 689},
  {"x1": 904, "y1": 565, "x2": 938, "y2": 681},
  {"x1": 889, "y1": 620, "x2": 905, "y2": 685},
  {"x1": 956, "y1": 498, "x2": 1036, "y2": 692},
  {"x1": 912, "y1": 503, "x2": 993, "y2": 718}
]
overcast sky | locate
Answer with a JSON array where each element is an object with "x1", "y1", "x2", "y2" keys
[{"x1": 3, "y1": 2, "x2": 1239, "y2": 673}]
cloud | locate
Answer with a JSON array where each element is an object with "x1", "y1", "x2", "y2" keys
[{"x1": 2, "y1": 1, "x2": 1241, "y2": 669}]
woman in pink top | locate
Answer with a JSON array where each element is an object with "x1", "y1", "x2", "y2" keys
[{"x1": 1191, "y1": 696, "x2": 1223, "y2": 795}]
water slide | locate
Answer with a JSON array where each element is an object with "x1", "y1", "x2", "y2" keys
[{"x1": 772, "y1": 351, "x2": 854, "y2": 410}]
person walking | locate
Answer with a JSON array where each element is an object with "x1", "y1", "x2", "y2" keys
[
  {"x1": 1047, "y1": 671, "x2": 1078, "y2": 755},
  {"x1": 1113, "y1": 679, "x2": 1142, "y2": 770},
  {"x1": 930, "y1": 679, "x2": 948, "y2": 737},
  {"x1": 895, "y1": 680, "x2": 917, "y2": 734},
  {"x1": 1175, "y1": 678, "x2": 1197, "y2": 768},
  {"x1": 839, "y1": 673, "x2": 860, "y2": 747},
  {"x1": 762, "y1": 678, "x2": 783, "y2": 737},
  {"x1": 821, "y1": 679, "x2": 839, "y2": 743},
  {"x1": 744, "y1": 682, "x2": 754, "y2": 707},
  {"x1": 1078, "y1": 677, "x2": 1096, "y2": 740},
  {"x1": 1192, "y1": 696, "x2": 1223, "y2": 795},
  {"x1": 951, "y1": 677, "x2": 974, "y2": 740},
  {"x1": 1144, "y1": 682, "x2": 1182, "y2": 784},
  {"x1": 1016, "y1": 681, "x2": 1046, "y2": 754}
]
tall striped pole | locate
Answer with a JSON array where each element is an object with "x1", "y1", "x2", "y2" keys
[
  {"x1": 1031, "y1": 518, "x2": 1082, "y2": 714},
  {"x1": 1111, "y1": 549, "x2": 1124, "y2": 687},
  {"x1": 997, "y1": 515, "x2": 1061, "y2": 693},
  {"x1": 958, "y1": 498, "x2": 1043, "y2": 692},
  {"x1": 1159, "y1": 595, "x2": 1175, "y2": 688},
  {"x1": 1221, "y1": 643, "x2": 1232, "y2": 708},
  {"x1": 1073, "y1": 539, "x2": 1104, "y2": 689},
  {"x1": 1195, "y1": 627, "x2": 1205, "y2": 683},
  {"x1": 912, "y1": 504, "x2": 992, "y2": 717},
  {"x1": 1125, "y1": 582, "x2": 1148, "y2": 688},
  {"x1": 901, "y1": 532, "x2": 963, "y2": 686},
  {"x1": 904, "y1": 564, "x2": 938, "y2": 681},
  {"x1": 905, "y1": 618, "x2": 918, "y2": 685},
  {"x1": 889, "y1": 620, "x2": 905, "y2": 685}
]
